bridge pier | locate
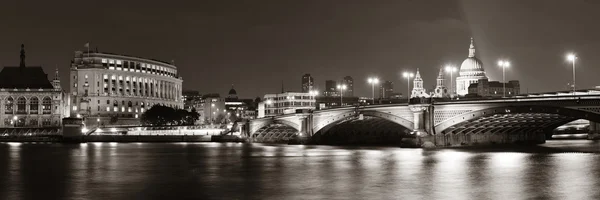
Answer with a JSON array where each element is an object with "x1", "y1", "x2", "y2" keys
[
  {"x1": 409, "y1": 104, "x2": 436, "y2": 148},
  {"x1": 588, "y1": 121, "x2": 600, "y2": 140}
]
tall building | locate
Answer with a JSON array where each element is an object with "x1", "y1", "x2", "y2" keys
[
  {"x1": 259, "y1": 92, "x2": 316, "y2": 117},
  {"x1": 342, "y1": 76, "x2": 354, "y2": 97},
  {"x1": 301, "y1": 74, "x2": 314, "y2": 93},
  {"x1": 0, "y1": 44, "x2": 68, "y2": 128},
  {"x1": 456, "y1": 38, "x2": 488, "y2": 96},
  {"x1": 379, "y1": 81, "x2": 393, "y2": 99},
  {"x1": 70, "y1": 49, "x2": 183, "y2": 125},
  {"x1": 411, "y1": 68, "x2": 429, "y2": 98},
  {"x1": 197, "y1": 93, "x2": 226, "y2": 124},
  {"x1": 324, "y1": 80, "x2": 338, "y2": 97},
  {"x1": 432, "y1": 68, "x2": 450, "y2": 98}
]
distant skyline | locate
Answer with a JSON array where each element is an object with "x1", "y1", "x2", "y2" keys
[{"x1": 1, "y1": 0, "x2": 599, "y2": 98}]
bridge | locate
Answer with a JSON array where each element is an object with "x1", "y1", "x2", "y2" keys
[{"x1": 246, "y1": 95, "x2": 600, "y2": 147}]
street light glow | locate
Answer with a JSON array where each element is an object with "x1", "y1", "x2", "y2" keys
[
  {"x1": 498, "y1": 60, "x2": 510, "y2": 68},
  {"x1": 445, "y1": 66, "x2": 456, "y2": 72},
  {"x1": 567, "y1": 54, "x2": 576, "y2": 62},
  {"x1": 402, "y1": 72, "x2": 414, "y2": 78},
  {"x1": 368, "y1": 77, "x2": 379, "y2": 84},
  {"x1": 336, "y1": 84, "x2": 347, "y2": 90}
]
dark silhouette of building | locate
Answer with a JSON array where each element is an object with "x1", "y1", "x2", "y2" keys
[
  {"x1": 324, "y1": 80, "x2": 338, "y2": 97},
  {"x1": 467, "y1": 79, "x2": 520, "y2": 97},
  {"x1": 379, "y1": 81, "x2": 393, "y2": 99},
  {"x1": 301, "y1": 74, "x2": 314, "y2": 93},
  {"x1": 342, "y1": 76, "x2": 354, "y2": 97},
  {"x1": 183, "y1": 90, "x2": 202, "y2": 111}
]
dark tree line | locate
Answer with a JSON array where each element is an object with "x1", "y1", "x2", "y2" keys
[{"x1": 141, "y1": 105, "x2": 200, "y2": 126}]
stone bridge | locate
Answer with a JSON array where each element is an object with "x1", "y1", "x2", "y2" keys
[{"x1": 246, "y1": 95, "x2": 600, "y2": 147}]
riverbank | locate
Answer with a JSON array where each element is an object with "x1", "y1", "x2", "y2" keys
[{"x1": 0, "y1": 135, "x2": 245, "y2": 143}]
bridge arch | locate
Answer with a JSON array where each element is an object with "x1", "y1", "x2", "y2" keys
[
  {"x1": 435, "y1": 105, "x2": 600, "y2": 134},
  {"x1": 249, "y1": 117, "x2": 302, "y2": 136},
  {"x1": 313, "y1": 110, "x2": 413, "y2": 135}
]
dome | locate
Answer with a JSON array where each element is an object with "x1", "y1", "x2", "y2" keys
[
  {"x1": 458, "y1": 37, "x2": 487, "y2": 77},
  {"x1": 459, "y1": 57, "x2": 486, "y2": 76},
  {"x1": 228, "y1": 88, "x2": 237, "y2": 95}
]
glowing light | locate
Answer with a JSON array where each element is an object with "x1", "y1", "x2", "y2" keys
[
  {"x1": 12, "y1": 116, "x2": 17, "y2": 120},
  {"x1": 445, "y1": 65, "x2": 456, "y2": 72},
  {"x1": 110, "y1": 128, "x2": 117, "y2": 132},
  {"x1": 402, "y1": 72, "x2": 414, "y2": 78},
  {"x1": 76, "y1": 114, "x2": 82, "y2": 118},
  {"x1": 567, "y1": 53, "x2": 577, "y2": 62},
  {"x1": 81, "y1": 127, "x2": 89, "y2": 133},
  {"x1": 367, "y1": 77, "x2": 379, "y2": 84}
]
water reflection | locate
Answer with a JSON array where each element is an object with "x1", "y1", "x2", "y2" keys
[{"x1": 0, "y1": 141, "x2": 598, "y2": 199}]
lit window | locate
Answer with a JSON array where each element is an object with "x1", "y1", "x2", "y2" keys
[
  {"x1": 109, "y1": 59, "x2": 114, "y2": 64},
  {"x1": 118, "y1": 76, "x2": 123, "y2": 80},
  {"x1": 126, "y1": 77, "x2": 130, "y2": 81},
  {"x1": 103, "y1": 83, "x2": 108, "y2": 88},
  {"x1": 114, "y1": 107, "x2": 118, "y2": 112},
  {"x1": 72, "y1": 106, "x2": 77, "y2": 111},
  {"x1": 116, "y1": 60, "x2": 122, "y2": 65},
  {"x1": 106, "y1": 107, "x2": 110, "y2": 111},
  {"x1": 116, "y1": 67, "x2": 122, "y2": 71},
  {"x1": 84, "y1": 74, "x2": 88, "y2": 79},
  {"x1": 141, "y1": 108, "x2": 145, "y2": 112},
  {"x1": 103, "y1": 74, "x2": 108, "y2": 79},
  {"x1": 109, "y1": 67, "x2": 115, "y2": 70},
  {"x1": 111, "y1": 75, "x2": 116, "y2": 80},
  {"x1": 102, "y1": 59, "x2": 107, "y2": 63}
]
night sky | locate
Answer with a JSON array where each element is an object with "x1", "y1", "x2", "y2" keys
[{"x1": 0, "y1": 0, "x2": 599, "y2": 98}]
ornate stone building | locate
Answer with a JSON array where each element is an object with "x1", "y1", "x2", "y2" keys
[
  {"x1": 432, "y1": 68, "x2": 450, "y2": 98},
  {"x1": 456, "y1": 38, "x2": 488, "y2": 96},
  {"x1": 0, "y1": 45, "x2": 68, "y2": 129},
  {"x1": 70, "y1": 50, "x2": 183, "y2": 125},
  {"x1": 411, "y1": 69, "x2": 430, "y2": 98}
]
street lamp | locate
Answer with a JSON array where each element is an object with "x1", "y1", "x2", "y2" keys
[
  {"x1": 367, "y1": 77, "x2": 379, "y2": 105},
  {"x1": 445, "y1": 66, "x2": 457, "y2": 98},
  {"x1": 210, "y1": 103, "x2": 215, "y2": 124},
  {"x1": 567, "y1": 53, "x2": 577, "y2": 95},
  {"x1": 497, "y1": 60, "x2": 510, "y2": 98},
  {"x1": 336, "y1": 84, "x2": 347, "y2": 106},
  {"x1": 402, "y1": 72, "x2": 414, "y2": 102}
]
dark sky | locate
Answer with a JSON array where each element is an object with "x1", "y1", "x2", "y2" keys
[{"x1": 1, "y1": 0, "x2": 599, "y2": 98}]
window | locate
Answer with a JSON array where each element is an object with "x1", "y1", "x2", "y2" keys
[
  {"x1": 84, "y1": 74, "x2": 88, "y2": 79},
  {"x1": 42, "y1": 97, "x2": 52, "y2": 114},
  {"x1": 29, "y1": 119, "x2": 38, "y2": 126},
  {"x1": 29, "y1": 97, "x2": 39, "y2": 114},
  {"x1": 5, "y1": 97, "x2": 13, "y2": 114},
  {"x1": 106, "y1": 100, "x2": 110, "y2": 104},
  {"x1": 42, "y1": 118, "x2": 51, "y2": 126},
  {"x1": 16, "y1": 97, "x2": 26, "y2": 114}
]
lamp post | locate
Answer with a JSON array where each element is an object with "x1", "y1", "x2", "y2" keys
[
  {"x1": 567, "y1": 53, "x2": 577, "y2": 95},
  {"x1": 445, "y1": 66, "x2": 456, "y2": 98},
  {"x1": 402, "y1": 72, "x2": 414, "y2": 102},
  {"x1": 367, "y1": 77, "x2": 379, "y2": 105},
  {"x1": 309, "y1": 90, "x2": 319, "y2": 109},
  {"x1": 336, "y1": 84, "x2": 347, "y2": 107},
  {"x1": 497, "y1": 60, "x2": 510, "y2": 98}
]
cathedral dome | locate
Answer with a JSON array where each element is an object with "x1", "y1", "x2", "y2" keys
[
  {"x1": 228, "y1": 88, "x2": 237, "y2": 95},
  {"x1": 459, "y1": 38, "x2": 486, "y2": 77}
]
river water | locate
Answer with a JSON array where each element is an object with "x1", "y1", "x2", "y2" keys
[{"x1": 1, "y1": 140, "x2": 600, "y2": 200}]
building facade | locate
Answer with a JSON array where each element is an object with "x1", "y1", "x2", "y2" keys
[
  {"x1": 70, "y1": 50, "x2": 183, "y2": 125},
  {"x1": 324, "y1": 80, "x2": 339, "y2": 97},
  {"x1": 379, "y1": 81, "x2": 393, "y2": 99},
  {"x1": 0, "y1": 45, "x2": 68, "y2": 128},
  {"x1": 456, "y1": 38, "x2": 488, "y2": 96},
  {"x1": 259, "y1": 92, "x2": 316, "y2": 117},
  {"x1": 342, "y1": 76, "x2": 354, "y2": 97},
  {"x1": 197, "y1": 94, "x2": 226, "y2": 124},
  {"x1": 468, "y1": 79, "x2": 520, "y2": 97},
  {"x1": 301, "y1": 74, "x2": 314, "y2": 93},
  {"x1": 183, "y1": 90, "x2": 202, "y2": 111}
]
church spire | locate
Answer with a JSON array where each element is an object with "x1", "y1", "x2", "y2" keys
[
  {"x1": 54, "y1": 67, "x2": 60, "y2": 81},
  {"x1": 19, "y1": 44, "x2": 26, "y2": 68},
  {"x1": 52, "y1": 67, "x2": 62, "y2": 90},
  {"x1": 468, "y1": 37, "x2": 476, "y2": 58}
]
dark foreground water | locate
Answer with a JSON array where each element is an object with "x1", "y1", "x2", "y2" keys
[{"x1": 1, "y1": 140, "x2": 600, "y2": 200}]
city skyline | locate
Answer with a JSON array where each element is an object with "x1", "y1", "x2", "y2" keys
[{"x1": 1, "y1": 1, "x2": 599, "y2": 98}]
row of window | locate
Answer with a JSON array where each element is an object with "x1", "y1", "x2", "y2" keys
[
  {"x1": 266, "y1": 96, "x2": 315, "y2": 101},
  {"x1": 101, "y1": 58, "x2": 177, "y2": 78},
  {"x1": 265, "y1": 102, "x2": 315, "y2": 108},
  {"x1": 4, "y1": 118, "x2": 54, "y2": 126},
  {"x1": 5, "y1": 97, "x2": 53, "y2": 115}
]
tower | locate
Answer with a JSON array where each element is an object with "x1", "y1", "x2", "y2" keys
[
  {"x1": 20, "y1": 44, "x2": 26, "y2": 68},
  {"x1": 342, "y1": 76, "x2": 354, "y2": 97},
  {"x1": 411, "y1": 68, "x2": 429, "y2": 98},
  {"x1": 433, "y1": 68, "x2": 449, "y2": 98},
  {"x1": 301, "y1": 74, "x2": 314, "y2": 93},
  {"x1": 52, "y1": 68, "x2": 61, "y2": 90}
]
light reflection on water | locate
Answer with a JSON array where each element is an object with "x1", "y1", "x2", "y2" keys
[{"x1": 0, "y1": 140, "x2": 599, "y2": 199}]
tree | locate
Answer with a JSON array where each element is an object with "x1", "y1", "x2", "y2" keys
[{"x1": 141, "y1": 105, "x2": 200, "y2": 126}]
